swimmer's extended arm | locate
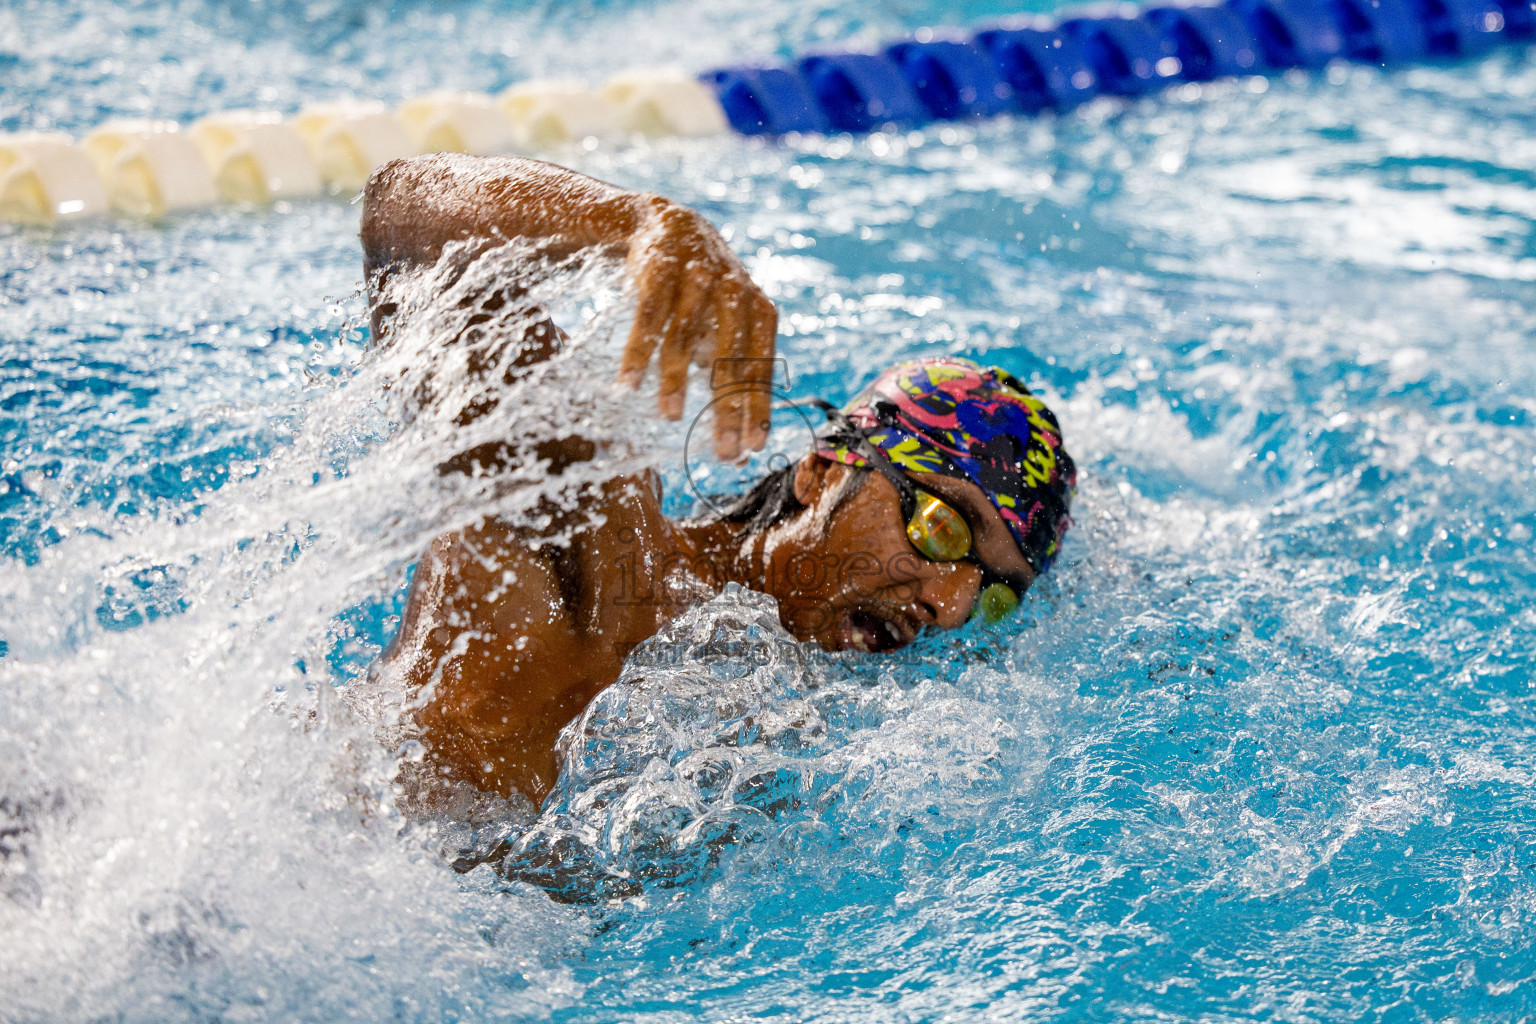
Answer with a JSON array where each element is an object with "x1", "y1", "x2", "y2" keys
[{"x1": 361, "y1": 154, "x2": 777, "y2": 460}]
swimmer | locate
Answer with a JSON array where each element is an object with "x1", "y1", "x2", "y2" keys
[{"x1": 364, "y1": 155, "x2": 1075, "y2": 805}]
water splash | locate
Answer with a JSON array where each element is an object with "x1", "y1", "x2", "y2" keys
[
  {"x1": 0, "y1": 234, "x2": 655, "y2": 1022},
  {"x1": 5, "y1": 4, "x2": 1536, "y2": 1021},
  {"x1": 479, "y1": 585, "x2": 1023, "y2": 903}
]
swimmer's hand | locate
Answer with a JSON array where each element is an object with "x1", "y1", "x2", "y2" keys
[
  {"x1": 361, "y1": 154, "x2": 778, "y2": 462},
  {"x1": 622, "y1": 196, "x2": 778, "y2": 462}
]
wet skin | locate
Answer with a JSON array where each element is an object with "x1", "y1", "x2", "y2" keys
[
  {"x1": 361, "y1": 153, "x2": 776, "y2": 460},
  {"x1": 384, "y1": 457, "x2": 1034, "y2": 804},
  {"x1": 767, "y1": 458, "x2": 1036, "y2": 654},
  {"x1": 365, "y1": 154, "x2": 1035, "y2": 805}
]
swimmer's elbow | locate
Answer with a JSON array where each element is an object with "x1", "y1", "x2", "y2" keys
[
  {"x1": 360, "y1": 159, "x2": 412, "y2": 251},
  {"x1": 363, "y1": 158, "x2": 415, "y2": 205}
]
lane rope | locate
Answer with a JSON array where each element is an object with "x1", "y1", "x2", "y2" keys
[{"x1": 2, "y1": 0, "x2": 1531, "y2": 225}]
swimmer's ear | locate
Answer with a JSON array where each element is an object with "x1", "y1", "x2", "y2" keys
[{"x1": 792, "y1": 453, "x2": 827, "y2": 506}]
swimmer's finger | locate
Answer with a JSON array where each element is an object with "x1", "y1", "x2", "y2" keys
[
  {"x1": 658, "y1": 270, "x2": 707, "y2": 420},
  {"x1": 691, "y1": 286, "x2": 719, "y2": 369},
  {"x1": 620, "y1": 256, "x2": 679, "y2": 391},
  {"x1": 741, "y1": 291, "x2": 778, "y2": 451},
  {"x1": 716, "y1": 377, "x2": 750, "y2": 465},
  {"x1": 712, "y1": 276, "x2": 747, "y2": 462},
  {"x1": 688, "y1": 270, "x2": 720, "y2": 369}
]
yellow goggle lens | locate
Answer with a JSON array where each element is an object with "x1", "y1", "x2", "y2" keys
[
  {"x1": 973, "y1": 582, "x2": 1020, "y2": 623},
  {"x1": 906, "y1": 491, "x2": 973, "y2": 562}
]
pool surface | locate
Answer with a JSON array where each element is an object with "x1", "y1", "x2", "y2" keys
[{"x1": 4, "y1": 1, "x2": 1536, "y2": 1021}]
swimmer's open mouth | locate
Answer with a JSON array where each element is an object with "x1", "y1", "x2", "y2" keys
[{"x1": 844, "y1": 610, "x2": 914, "y2": 653}]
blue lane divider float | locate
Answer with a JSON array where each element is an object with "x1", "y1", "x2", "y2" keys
[
  {"x1": 1234, "y1": 0, "x2": 1344, "y2": 66},
  {"x1": 707, "y1": 67, "x2": 831, "y2": 135},
  {"x1": 972, "y1": 26, "x2": 1102, "y2": 111},
  {"x1": 702, "y1": 0, "x2": 1527, "y2": 137},
  {"x1": 885, "y1": 40, "x2": 1016, "y2": 119},
  {"x1": 1327, "y1": 0, "x2": 1431, "y2": 62},
  {"x1": 798, "y1": 53, "x2": 931, "y2": 131},
  {"x1": 1144, "y1": 4, "x2": 1264, "y2": 76},
  {"x1": 1499, "y1": 0, "x2": 1536, "y2": 35},
  {"x1": 1060, "y1": 13, "x2": 1179, "y2": 93},
  {"x1": 1417, "y1": 0, "x2": 1505, "y2": 55}
]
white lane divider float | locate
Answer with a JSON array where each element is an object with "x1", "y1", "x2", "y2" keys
[
  {"x1": 191, "y1": 111, "x2": 322, "y2": 203},
  {"x1": 0, "y1": 133, "x2": 110, "y2": 226},
  {"x1": 500, "y1": 80, "x2": 621, "y2": 148},
  {"x1": 292, "y1": 101, "x2": 419, "y2": 195},
  {"x1": 602, "y1": 69, "x2": 728, "y2": 136},
  {"x1": 397, "y1": 91, "x2": 519, "y2": 157},
  {"x1": 81, "y1": 120, "x2": 219, "y2": 218},
  {"x1": 0, "y1": 70, "x2": 735, "y2": 225}
]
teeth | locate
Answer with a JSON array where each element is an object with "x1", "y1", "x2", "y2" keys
[{"x1": 848, "y1": 616, "x2": 905, "y2": 652}]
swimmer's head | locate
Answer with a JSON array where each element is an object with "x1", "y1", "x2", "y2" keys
[
  {"x1": 720, "y1": 357, "x2": 1075, "y2": 653},
  {"x1": 812, "y1": 357, "x2": 1076, "y2": 575}
]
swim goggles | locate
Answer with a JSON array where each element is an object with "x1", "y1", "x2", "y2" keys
[
  {"x1": 793, "y1": 399, "x2": 1024, "y2": 624},
  {"x1": 905, "y1": 488, "x2": 1021, "y2": 623}
]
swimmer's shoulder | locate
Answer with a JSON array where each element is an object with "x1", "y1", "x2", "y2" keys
[
  {"x1": 361, "y1": 154, "x2": 592, "y2": 260},
  {"x1": 564, "y1": 474, "x2": 678, "y2": 638},
  {"x1": 361, "y1": 155, "x2": 481, "y2": 272}
]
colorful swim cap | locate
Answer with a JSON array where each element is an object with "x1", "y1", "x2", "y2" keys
[{"x1": 814, "y1": 357, "x2": 1076, "y2": 573}]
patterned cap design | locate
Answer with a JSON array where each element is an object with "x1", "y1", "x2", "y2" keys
[{"x1": 814, "y1": 357, "x2": 1076, "y2": 573}]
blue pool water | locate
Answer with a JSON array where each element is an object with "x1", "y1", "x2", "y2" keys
[{"x1": 5, "y1": 1, "x2": 1536, "y2": 1021}]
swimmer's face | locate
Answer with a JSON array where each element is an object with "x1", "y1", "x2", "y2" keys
[{"x1": 762, "y1": 457, "x2": 1036, "y2": 653}]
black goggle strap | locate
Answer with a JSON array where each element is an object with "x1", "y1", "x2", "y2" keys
[
  {"x1": 784, "y1": 397, "x2": 1026, "y2": 615},
  {"x1": 788, "y1": 398, "x2": 920, "y2": 524}
]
